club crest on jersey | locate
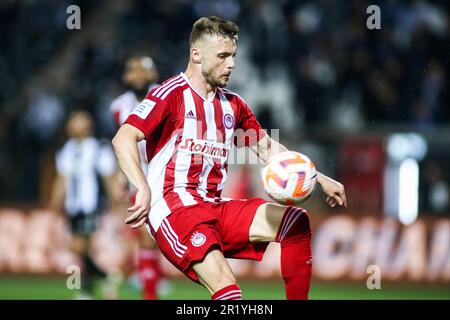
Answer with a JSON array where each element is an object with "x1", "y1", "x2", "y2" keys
[
  {"x1": 223, "y1": 113, "x2": 234, "y2": 129},
  {"x1": 190, "y1": 231, "x2": 206, "y2": 247},
  {"x1": 178, "y1": 138, "x2": 230, "y2": 160}
]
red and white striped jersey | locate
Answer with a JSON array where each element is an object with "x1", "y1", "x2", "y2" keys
[{"x1": 125, "y1": 72, "x2": 266, "y2": 231}]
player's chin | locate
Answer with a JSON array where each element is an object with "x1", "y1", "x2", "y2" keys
[{"x1": 217, "y1": 78, "x2": 229, "y2": 88}]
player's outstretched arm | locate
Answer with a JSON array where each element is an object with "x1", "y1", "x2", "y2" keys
[
  {"x1": 249, "y1": 135, "x2": 288, "y2": 164},
  {"x1": 112, "y1": 124, "x2": 151, "y2": 228},
  {"x1": 316, "y1": 173, "x2": 347, "y2": 208},
  {"x1": 251, "y1": 135, "x2": 347, "y2": 208}
]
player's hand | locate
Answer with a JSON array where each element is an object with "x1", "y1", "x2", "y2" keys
[
  {"x1": 125, "y1": 185, "x2": 151, "y2": 229},
  {"x1": 317, "y1": 172, "x2": 347, "y2": 208}
]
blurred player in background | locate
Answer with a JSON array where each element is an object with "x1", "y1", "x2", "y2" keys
[
  {"x1": 112, "y1": 16, "x2": 347, "y2": 300},
  {"x1": 109, "y1": 56, "x2": 163, "y2": 300},
  {"x1": 50, "y1": 111, "x2": 117, "y2": 299}
]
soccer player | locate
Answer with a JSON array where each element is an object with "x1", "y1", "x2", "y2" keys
[
  {"x1": 50, "y1": 111, "x2": 117, "y2": 298},
  {"x1": 110, "y1": 56, "x2": 163, "y2": 300},
  {"x1": 112, "y1": 16, "x2": 347, "y2": 300}
]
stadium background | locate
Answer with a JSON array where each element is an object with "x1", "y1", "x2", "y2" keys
[{"x1": 0, "y1": 0, "x2": 448, "y2": 299}]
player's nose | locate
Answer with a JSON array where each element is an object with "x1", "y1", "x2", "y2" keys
[{"x1": 227, "y1": 56, "x2": 235, "y2": 70}]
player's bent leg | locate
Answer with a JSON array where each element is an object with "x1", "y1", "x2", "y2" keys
[
  {"x1": 250, "y1": 203, "x2": 313, "y2": 300},
  {"x1": 192, "y1": 249, "x2": 242, "y2": 300},
  {"x1": 249, "y1": 202, "x2": 286, "y2": 242}
]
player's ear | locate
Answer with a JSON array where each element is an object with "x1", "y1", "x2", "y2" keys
[{"x1": 191, "y1": 46, "x2": 202, "y2": 64}]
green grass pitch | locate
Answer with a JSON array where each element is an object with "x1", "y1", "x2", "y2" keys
[{"x1": 0, "y1": 275, "x2": 449, "y2": 300}]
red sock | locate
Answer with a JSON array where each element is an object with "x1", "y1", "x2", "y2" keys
[
  {"x1": 211, "y1": 284, "x2": 242, "y2": 300},
  {"x1": 138, "y1": 249, "x2": 161, "y2": 300},
  {"x1": 276, "y1": 207, "x2": 313, "y2": 300}
]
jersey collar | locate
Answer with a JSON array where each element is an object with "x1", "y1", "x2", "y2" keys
[{"x1": 180, "y1": 72, "x2": 216, "y2": 103}]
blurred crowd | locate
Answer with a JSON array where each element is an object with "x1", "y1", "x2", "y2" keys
[{"x1": 0, "y1": 0, "x2": 448, "y2": 213}]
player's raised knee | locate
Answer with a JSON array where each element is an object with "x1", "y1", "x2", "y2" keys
[
  {"x1": 275, "y1": 207, "x2": 311, "y2": 244},
  {"x1": 250, "y1": 203, "x2": 311, "y2": 243}
]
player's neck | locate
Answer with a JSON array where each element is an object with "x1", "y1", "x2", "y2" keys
[
  {"x1": 73, "y1": 135, "x2": 90, "y2": 143},
  {"x1": 184, "y1": 65, "x2": 216, "y2": 101}
]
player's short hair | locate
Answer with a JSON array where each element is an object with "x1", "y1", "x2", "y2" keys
[
  {"x1": 189, "y1": 16, "x2": 239, "y2": 46},
  {"x1": 126, "y1": 56, "x2": 156, "y2": 72}
]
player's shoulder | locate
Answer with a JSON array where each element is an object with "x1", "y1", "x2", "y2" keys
[
  {"x1": 146, "y1": 74, "x2": 187, "y2": 103},
  {"x1": 57, "y1": 138, "x2": 75, "y2": 159},
  {"x1": 219, "y1": 88, "x2": 247, "y2": 106},
  {"x1": 110, "y1": 91, "x2": 136, "y2": 110}
]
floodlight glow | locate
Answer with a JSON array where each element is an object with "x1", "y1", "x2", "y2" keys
[
  {"x1": 386, "y1": 133, "x2": 428, "y2": 162},
  {"x1": 398, "y1": 158, "x2": 419, "y2": 225}
]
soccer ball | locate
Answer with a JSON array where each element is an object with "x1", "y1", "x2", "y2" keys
[{"x1": 261, "y1": 151, "x2": 317, "y2": 205}]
